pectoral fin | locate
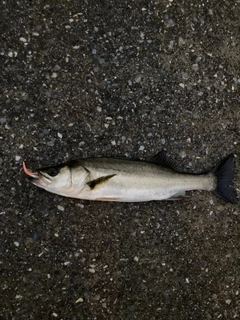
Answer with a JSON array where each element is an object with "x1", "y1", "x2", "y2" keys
[{"x1": 87, "y1": 174, "x2": 116, "y2": 190}]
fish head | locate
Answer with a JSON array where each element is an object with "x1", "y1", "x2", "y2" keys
[{"x1": 23, "y1": 161, "x2": 75, "y2": 196}]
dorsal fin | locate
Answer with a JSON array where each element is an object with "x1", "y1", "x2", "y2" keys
[
  {"x1": 87, "y1": 174, "x2": 116, "y2": 189},
  {"x1": 150, "y1": 150, "x2": 177, "y2": 170}
]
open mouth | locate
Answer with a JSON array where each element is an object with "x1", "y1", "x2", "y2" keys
[
  {"x1": 23, "y1": 162, "x2": 52, "y2": 187},
  {"x1": 22, "y1": 161, "x2": 40, "y2": 179}
]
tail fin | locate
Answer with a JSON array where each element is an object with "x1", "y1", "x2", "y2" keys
[{"x1": 212, "y1": 154, "x2": 238, "y2": 204}]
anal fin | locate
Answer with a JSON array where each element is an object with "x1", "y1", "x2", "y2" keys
[{"x1": 168, "y1": 191, "x2": 186, "y2": 200}]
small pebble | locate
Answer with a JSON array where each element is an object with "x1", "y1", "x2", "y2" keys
[
  {"x1": 76, "y1": 203, "x2": 84, "y2": 208},
  {"x1": 36, "y1": 25, "x2": 42, "y2": 31},
  {"x1": 192, "y1": 64, "x2": 199, "y2": 71},
  {"x1": 89, "y1": 268, "x2": 95, "y2": 273},
  {"x1": 165, "y1": 19, "x2": 175, "y2": 28},
  {"x1": 47, "y1": 140, "x2": 55, "y2": 147},
  {"x1": 76, "y1": 297, "x2": 83, "y2": 303},
  {"x1": 54, "y1": 65, "x2": 61, "y2": 71},
  {"x1": 179, "y1": 37, "x2": 186, "y2": 45},
  {"x1": 99, "y1": 80, "x2": 107, "y2": 89},
  {"x1": 20, "y1": 37, "x2": 27, "y2": 42},
  {"x1": 57, "y1": 205, "x2": 64, "y2": 211},
  {"x1": 98, "y1": 58, "x2": 105, "y2": 64},
  {"x1": 180, "y1": 151, "x2": 186, "y2": 158},
  {"x1": 156, "y1": 106, "x2": 164, "y2": 111},
  {"x1": 134, "y1": 75, "x2": 141, "y2": 83},
  {"x1": 15, "y1": 155, "x2": 21, "y2": 161}
]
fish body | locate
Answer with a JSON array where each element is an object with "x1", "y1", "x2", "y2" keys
[{"x1": 23, "y1": 151, "x2": 237, "y2": 204}]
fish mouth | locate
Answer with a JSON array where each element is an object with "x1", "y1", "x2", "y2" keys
[
  {"x1": 23, "y1": 161, "x2": 51, "y2": 186},
  {"x1": 22, "y1": 161, "x2": 40, "y2": 179}
]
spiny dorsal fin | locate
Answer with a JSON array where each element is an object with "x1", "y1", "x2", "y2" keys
[
  {"x1": 150, "y1": 150, "x2": 177, "y2": 170},
  {"x1": 87, "y1": 174, "x2": 116, "y2": 190}
]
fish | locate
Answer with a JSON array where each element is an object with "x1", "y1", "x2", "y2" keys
[{"x1": 22, "y1": 150, "x2": 238, "y2": 204}]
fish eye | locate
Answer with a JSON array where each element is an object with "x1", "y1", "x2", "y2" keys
[{"x1": 46, "y1": 167, "x2": 59, "y2": 177}]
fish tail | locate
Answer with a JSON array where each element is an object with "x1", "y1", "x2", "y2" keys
[{"x1": 211, "y1": 154, "x2": 238, "y2": 204}]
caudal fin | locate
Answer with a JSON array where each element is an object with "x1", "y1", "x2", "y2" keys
[{"x1": 212, "y1": 154, "x2": 238, "y2": 204}]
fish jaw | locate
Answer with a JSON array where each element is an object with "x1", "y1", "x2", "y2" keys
[{"x1": 31, "y1": 174, "x2": 52, "y2": 187}]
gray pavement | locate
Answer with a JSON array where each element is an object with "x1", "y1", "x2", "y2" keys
[{"x1": 1, "y1": 0, "x2": 240, "y2": 319}]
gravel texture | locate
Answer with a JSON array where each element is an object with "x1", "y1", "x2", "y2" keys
[{"x1": 1, "y1": 0, "x2": 240, "y2": 319}]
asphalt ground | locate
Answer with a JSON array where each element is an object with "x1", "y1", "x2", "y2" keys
[{"x1": 1, "y1": 0, "x2": 240, "y2": 319}]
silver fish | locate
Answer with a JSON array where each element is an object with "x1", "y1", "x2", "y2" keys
[{"x1": 23, "y1": 150, "x2": 237, "y2": 203}]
